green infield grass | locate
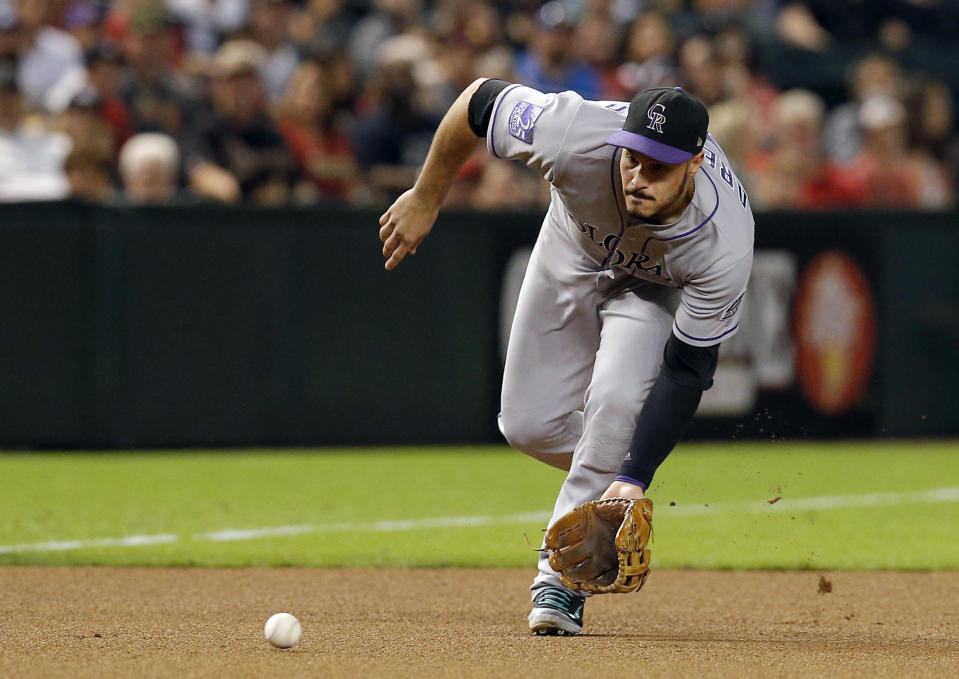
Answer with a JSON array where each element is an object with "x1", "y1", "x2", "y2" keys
[{"x1": 1, "y1": 441, "x2": 957, "y2": 569}]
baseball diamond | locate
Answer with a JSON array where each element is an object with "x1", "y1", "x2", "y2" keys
[{"x1": 1, "y1": 567, "x2": 956, "y2": 678}]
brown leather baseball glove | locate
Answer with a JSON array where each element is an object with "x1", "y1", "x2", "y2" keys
[{"x1": 543, "y1": 497, "x2": 653, "y2": 594}]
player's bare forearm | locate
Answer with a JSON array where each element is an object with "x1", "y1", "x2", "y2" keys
[
  {"x1": 410, "y1": 78, "x2": 488, "y2": 205},
  {"x1": 379, "y1": 78, "x2": 488, "y2": 271}
]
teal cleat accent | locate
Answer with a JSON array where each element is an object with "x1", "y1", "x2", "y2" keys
[{"x1": 528, "y1": 587, "x2": 585, "y2": 636}]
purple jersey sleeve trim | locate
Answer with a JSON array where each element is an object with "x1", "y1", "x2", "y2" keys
[
  {"x1": 673, "y1": 322, "x2": 739, "y2": 343},
  {"x1": 488, "y1": 84, "x2": 522, "y2": 159},
  {"x1": 615, "y1": 475, "x2": 648, "y2": 491}
]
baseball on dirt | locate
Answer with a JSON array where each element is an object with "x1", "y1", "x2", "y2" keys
[{"x1": 264, "y1": 612, "x2": 302, "y2": 648}]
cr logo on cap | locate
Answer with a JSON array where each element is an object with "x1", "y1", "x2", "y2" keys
[{"x1": 646, "y1": 103, "x2": 666, "y2": 133}]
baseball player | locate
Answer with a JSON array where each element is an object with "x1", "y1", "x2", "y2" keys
[{"x1": 379, "y1": 79, "x2": 754, "y2": 635}]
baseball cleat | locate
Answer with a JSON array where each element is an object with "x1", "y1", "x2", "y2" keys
[{"x1": 528, "y1": 587, "x2": 585, "y2": 636}]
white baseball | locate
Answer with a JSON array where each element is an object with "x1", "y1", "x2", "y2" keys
[{"x1": 264, "y1": 612, "x2": 302, "y2": 649}]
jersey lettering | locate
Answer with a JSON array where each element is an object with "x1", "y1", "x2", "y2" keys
[
  {"x1": 704, "y1": 144, "x2": 749, "y2": 212},
  {"x1": 720, "y1": 162, "x2": 735, "y2": 188},
  {"x1": 575, "y1": 221, "x2": 672, "y2": 282},
  {"x1": 577, "y1": 221, "x2": 599, "y2": 241},
  {"x1": 624, "y1": 251, "x2": 650, "y2": 269},
  {"x1": 602, "y1": 233, "x2": 621, "y2": 252}
]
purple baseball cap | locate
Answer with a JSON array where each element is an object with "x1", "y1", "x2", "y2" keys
[{"x1": 606, "y1": 87, "x2": 709, "y2": 164}]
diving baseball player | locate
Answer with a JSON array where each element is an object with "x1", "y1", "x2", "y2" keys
[{"x1": 379, "y1": 80, "x2": 755, "y2": 635}]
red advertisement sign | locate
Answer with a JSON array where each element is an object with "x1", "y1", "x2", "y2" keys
[{"x1": 793, "y1": 251, "x2": 877, "y2": 415}]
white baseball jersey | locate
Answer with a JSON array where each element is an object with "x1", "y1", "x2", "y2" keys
[{"x1": 488, "y1": 84, "x2": 755, "y2": 347}]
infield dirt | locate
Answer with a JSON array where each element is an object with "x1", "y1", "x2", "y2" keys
[{"x1": 1, "y1": 567, "x2": 955, "y2": 678}]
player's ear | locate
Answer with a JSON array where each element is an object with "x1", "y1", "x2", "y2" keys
[{"x1": 688, "y1": 151, "x2": 705, "y2": 176}]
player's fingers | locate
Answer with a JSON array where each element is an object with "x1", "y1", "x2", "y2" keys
[
  {"x1": 378, "y1": 209, "x2": 391, "y2": 226},
  {"x1": 385, "y1": 242, "x2": 409, "y2": 270},
  {"x1": 382, "y1": 231, "x2": 402, "y2": 258},
  {"x1": 379, "y1": 222, "x2": 394, "y2": 242}
]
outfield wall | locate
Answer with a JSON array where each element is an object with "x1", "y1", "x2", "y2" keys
[{"x1": 0, "y1": 202, "x2": 956, "y2": 447}]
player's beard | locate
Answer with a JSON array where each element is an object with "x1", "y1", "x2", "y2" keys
[{"x1": 626, "y1": 162, "x2": 692, "y2": 225}]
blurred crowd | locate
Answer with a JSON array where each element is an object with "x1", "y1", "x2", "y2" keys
[{"x1": 0, "y1": 0, "x2": 956, "y2": 211}]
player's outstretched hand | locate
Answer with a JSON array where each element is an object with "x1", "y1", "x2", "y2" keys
[{"x1": 379, "y1": 188, "x2": 439, "y2": 271}]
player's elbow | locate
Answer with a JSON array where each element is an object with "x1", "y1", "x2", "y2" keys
[{"x1": 662, "y1": 335, "x2": 719, "y2": 391}]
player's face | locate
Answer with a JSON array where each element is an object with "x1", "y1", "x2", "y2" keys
[{"x1": 619, "y1": 149, "x2": 703, "y2": 224}]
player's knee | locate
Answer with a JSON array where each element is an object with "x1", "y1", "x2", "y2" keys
[{"x1": 497, "y1": 410, "x2": 565, "y2": 456}]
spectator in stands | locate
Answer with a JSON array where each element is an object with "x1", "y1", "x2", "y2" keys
[
  {"x1": 246, "y1": 0, "x2": 300, "y2": 103},
  {"x1": 12, "y1": 0, "x2": 88, "y2": 113},
  {"x1": 430, "y1": 0, "x2": 502, "y2": 55},
  {"x1": 276, "y1": 58, "x2": 363, "y2": 204},
  {"x1": 65, "y1": 144, "x2": 115, "y2": 202},
  {"x1": 185, "y1": 39, "x2": 294, "y2": 204},
  {"x1": 514, "y1": 1, "x2": 599, "y2": 99},
  {"x1": 677, "y1": 35, "x2": 725, "y2": 106},
  {"x1": 573, "y1": 10, "x2": 623, "y2": 100},
  {"x1": 576, "y1": 0, "x2": 639, "y2": 28},
  {"x1": 776, "y1": 0, "x2": 959, "y2": 54},
  {"x1": 165, "y1": 0, "x2": 249, "y2": 57},
  {"x1": 349, "y1": 0, "x2": 423, "y2": 78},
  {"x1": 55, "y1": 85, "x2": 115, "y2": 162},
  {"x1": 419, "y1": 2, "x2": 506, "y2": 115},
  {"x1": 713, "y1": 22, "x2": 778, "y2": 110},
  {"x1": 418, "y1": 5, "x2": 497, "y2": 113},
  {"x1": 823, "y1": 53, "x2": 903, "y2": 165},
  {"x1": 118, "y1": 131, "x2": 183, "y2": 204},
  {"x1": 287, "y1": 0, "x2": 360, "y2": 56},
  {"x1": 0, "y1": 0, "x2": 952, "y2": 213},
  {"x1": 62, "y1": 1, "x2": 106, "y2": 53},
  {"x1": 904, "y1": 77, "x2": 957, "y2": 207},
  {"x1": 415, "y1": 40, "x2": 480, "y2": 117},
  {"x1": 85, "y1": 44, "x2": 135, "y2": 154},
  {"x1": 707, "y1": 98, "x2": 758, "y2": 193},
  {"x1": 473, "y1": 44, "x2": 516, "y2": 84},
  {"x1": 748, "y1": 88, "x2": 863, "y2": 209},
  {"x1": 304, "y1": 43, "x2": 357, "y2": 120},
  {"x1": 776, "y1": 2, "x2": 844, "y2": 52},
  {"x1": 838, "y1": 94, "x2": 921, "y2": 208},
  {"x1": 350, "y1": 45, "x2": 440, "y2": 202},
  {"x1": 0, "y1": 58, "x2": 71, "y2": 201},
  {"x1": 421, "y1": 2, "x2": 508, "y2": 115},
  {"x1": 118, "y1": 3, "x2": 199, "y2": 140},
  {"x1": 613, "y1": 12, "x2": 676, "y2": 100}
]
